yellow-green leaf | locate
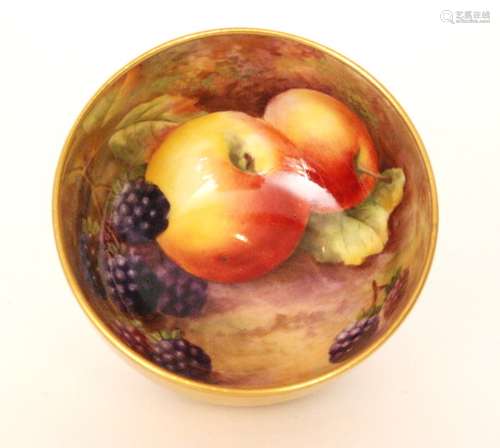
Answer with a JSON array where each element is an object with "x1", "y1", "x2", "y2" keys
[
  {"x1": 82, "y1": 217, "x2": 100, "y2": 236},
  {"x1": 82, "y1": 68, "x2": 140, "y2": 134},
  {"x1": 108, "y1": 95, "x2": 205, "y2": 165},
  {"x1": 300, "y1": 168, "x2": 405, "y2": 265}
]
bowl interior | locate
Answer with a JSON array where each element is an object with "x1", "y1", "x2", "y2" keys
[{"x1": 55, "y1": 31, "x2": 436, "y2": 390}]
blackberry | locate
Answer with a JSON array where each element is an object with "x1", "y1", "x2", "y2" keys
[
  {"x1": 111, "y1": 179, "x2": 169, "y2": 243},
  {"x1": 113, "y1": 321, "x2": 152, "y2": 358},
  {"x1": 152, "y1": 337, "x2": 212, "y2": 380},
  {"x1": 104, "y1": 252, "x2": 162, "y2": 317},
  {"x1": 127, "y1": 243, "x2": 208, "y2": 318},
  {"x1": 383, "y1": 268, "x2": 409, "y2": 319},
  {"x1": 329, "y1": 314, "x2": 380, "y2": 363},
  {"x1": 79, "y1": 234, "x2": 106, "y2": 299},
  {"x1": 155, "y1": 257, "x2": 208, "y2": 317}
]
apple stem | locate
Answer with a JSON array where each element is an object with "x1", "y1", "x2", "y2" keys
[
  {"x1": 357, "y1": 166, "x2": 391, "y2": 183},
  {"x1": 243, "y1": 152, "x2": 255, "y2": 173}
]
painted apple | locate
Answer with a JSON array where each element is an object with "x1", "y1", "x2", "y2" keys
[
  {"x1": 146, "y1": 111, "x2": 332, "y2": 283},
  {"x1": 263, "y1": 88, "x2": 380, "y2": 210}
]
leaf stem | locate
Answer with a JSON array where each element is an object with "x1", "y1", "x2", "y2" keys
[
  {"x1": 357, "y1": 166, "x2": 392, "y2": 182},
  {"x1": 94, "y1": 183, "x2": 112, "y2": 192},
  {"x1": 372, "y1": 280, "x2": 379, "y2": 307},
  {"x1": 66, "y1": 165, "x2": 85, "y2": 177},
  {"x1": 104, "y1": 221, "x2": 121, "y2": 251},
  {"x1": 82, "y1": 174, "x2": 102, "y2": 215}
]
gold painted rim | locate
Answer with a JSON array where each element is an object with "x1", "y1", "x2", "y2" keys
[{"x1": 53, "y1": 27, "x2": 438, "y2": 400}]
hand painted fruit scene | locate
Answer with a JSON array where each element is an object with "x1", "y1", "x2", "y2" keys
[{"x1": 58, "y1": 33, "x2": 435, "y2": 388}]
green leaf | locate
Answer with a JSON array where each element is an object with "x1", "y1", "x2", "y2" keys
[
  {"x1": 82, "y1": 68, "x2": 140, "y2": 134},
  {"x1": 82, "y1": 217, "x2": 100, "y2": 236},
  {"x1": 157, "y1": 329, "x2": 182, "y2": 341},
  {"x1": 108, "y1": 95, "x2": 206, "y2": 165},
  {"x1": 385, "y1": 267, "x2": 402, "y2": 293},
  {"x1": 128, "y1": 163, "x2": 147, "y2": 179},
  {"x1": 170, "y1": 328, "x2": 182, "y2": 340},
  {"x1": 300, "y1": 168, "x2": 406, "y2": 265},
  {"x1": 357, "y1": 304, "x2": 382, "y2": 320},
  {"x1": 82, "y1": 90, "x2": 118, "y2": 134},
  {"x1": 107, "y1": 242, "x2": 126, "y2": 256},
  {"x1": 65, "y1": 166, "x2": 84, "y2": 186},
  {"x1": 344, "y1": 91, "x2": 379, "y2": 130},
  {"x1": 110, "y1": 164, "x2": 147, "y2": 197}
]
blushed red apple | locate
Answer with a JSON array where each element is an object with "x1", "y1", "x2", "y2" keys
[
  {"x1": 264, "y1": 88, "x2": 380, "y2": 210},
  {"x1": 146, "y1": 111, "x2": 333, "y2": 283}
]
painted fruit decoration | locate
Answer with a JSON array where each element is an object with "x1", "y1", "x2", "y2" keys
[
  {"x1": 80, "y1": 85, "x2": 408, "y2": 385},
  {"x1": 264, "y1": 88, "x2": 381, "y2": 210},
  {"x1": 146, "y1": 110, "x2": 336, "y2": 283}
]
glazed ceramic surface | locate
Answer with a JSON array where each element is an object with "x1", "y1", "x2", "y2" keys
[{"x1": 53, "y1": 29, "x2": 437, "y2": 405}]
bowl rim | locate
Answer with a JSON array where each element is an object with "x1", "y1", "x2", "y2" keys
[{"x1": 53, "y1": 27, "x2": 438, "y2": 399}]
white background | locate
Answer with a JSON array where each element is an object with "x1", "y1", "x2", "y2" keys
[{"x1": 1, "y1": 1, "x2": 499, "y2": 447}]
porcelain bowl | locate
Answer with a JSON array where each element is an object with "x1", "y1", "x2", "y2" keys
[{"x1": 53, "y1": 29, "x2": 437, "y2": 406}]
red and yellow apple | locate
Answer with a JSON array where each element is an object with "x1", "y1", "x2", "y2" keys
[
  {"x1": 146, "y1": 111, "x2": 332, "y2": 283},
  {"x1": 263, "y1": 88, "x2": 380, "y2": 210}
]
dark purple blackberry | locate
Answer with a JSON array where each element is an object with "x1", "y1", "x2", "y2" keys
[
  {"x1": 79, "y1": 234, "x2": 106, "y2": 299},
  {"x1": 104, "y1": 252, "x2": 162, "y2": 317},
  {"x1": 329, "y1": 314, "x2": 380, "y2": 363},
  {"x1": 113, "y1": 321, "x2": 152, "y2": 358},
  {"x1": 126, "y1": 242, "x2": 208, "y2": 318},
  {"x1": 111, "y1": 179, "x2": 169, "y2": 243},
  {"x1": 155, "y1": 257, "x2": 208, "y2": 317},
  {"x1": 152, "y1": 337, "x2": 212, "y2": 380},
  {"x1": 383, "y1": 268, "x2": 409, "y2": 319}
]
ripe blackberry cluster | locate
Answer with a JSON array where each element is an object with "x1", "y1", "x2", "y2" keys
[
  {"x1": 151, "y1": 337, "x2": 212, "y2": 380},
  {"x1": 329, "y1": 314, "x2": 380, "y2": 363},
  {"x1": 155, "y1": 257, "x2": 208, "y2": 317},
  {"x1": 79, "y1": 234, "x2": 106, "y2": 299},
  {"x1": 113, "y1": 320, "x2": 152, "y2": 358},
  {"x1": 104, "y1": 252, "x2": 162, "y2": 317},
  {"x1": 103, "y1": 243, "x2": 208, "y2": 319},
  {"x1": 111, "y1": 179, "x2": 169, "y2": 243}
]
